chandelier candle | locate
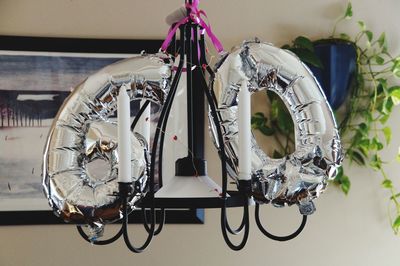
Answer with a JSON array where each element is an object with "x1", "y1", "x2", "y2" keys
[
  {"x1": 238, "y1": 80, "x2": 251, "y2": 181},
  {"x1": 117, "y1": 84, "x2": 132, "y2": 183}
]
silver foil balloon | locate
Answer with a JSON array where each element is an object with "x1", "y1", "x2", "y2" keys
[
  {"x1": 42, "y1": 53, "x2": 172, "y2": 232},
  {"x1": 210, "y1": 40, "x2": 343, "y2": 214}
]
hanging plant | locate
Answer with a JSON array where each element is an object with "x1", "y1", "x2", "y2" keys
[{"x1": 253, "y1": 2, "x2": 400, "y2": 233}]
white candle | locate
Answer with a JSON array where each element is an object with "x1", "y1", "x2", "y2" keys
[
  {"x1": 117, "y1": 84, "x2": 132, "y2": 183},
  {"x1": 138, "y1": 100, "x2": 151, "y2": 147},
  {"x1": 238, "y1": 80, "x2": 251, "y2": 181}
]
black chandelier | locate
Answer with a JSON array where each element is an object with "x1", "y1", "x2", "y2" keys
[{"x1": 42, "y1": 0, "x2": 343, "y2": 253}]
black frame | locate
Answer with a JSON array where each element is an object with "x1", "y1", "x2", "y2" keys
[{"x1": 0, "y1": 35, "x2": 204, "y2": 225}]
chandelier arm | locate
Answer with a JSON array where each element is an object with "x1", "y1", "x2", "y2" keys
[
  {"x1": 128, "y1": 26, "x2": 186, "y2": 247},
  {"x1": 76, "y1": 225, "x2": 123, "y2": 245},
  {"x1": 199, "y1": 29, "x2": 220, "y2": 107},
  {"x1": 201, "y1": 84, "x2": 248, "y2": 247},
  {"x1": 224, "y1": 208, "x2": 247, "y2": 235},
  {"x1": 150, "y1": 25, "x2": 186, "y2": 190},
  {"x1": 196, "y1": 62, "x2": 250, "y2": 250},
  {"x1": 255, "y1": 203, "x2": 307, "y2": 241},
  {"x1": 200, "y1": 35, "x2": 239, "y2": 179},
  {"x1": 200, "y1": 68, "x2": 229, "y2": 196},
  {"x1": 122, "y1": 196, "x2": 155, "y2": 253},
  {"x1": 156, "y1": 28, "x2": 179, "y2": 187},
  {"x1": 186, "y1": 20, "x2": 195, "y2": 155},
  {"x1": 198, "y1": 33, "x2": 215, "y2": 78},
  {"x1": 221, "y1": 201, "x2": 250, "y2": 250},
  {"x1": 205, "y1": 77, "x2": 250, "y2": 249},
  {"x1": 142, "y1": 207, "x2": 165, "y2": 236},
  {"x1": 130, "y1": 100, "x2": 150, "y2": 131},
  {"x1": 158, "y1": 29, "x2": 183, "y2": 188}
]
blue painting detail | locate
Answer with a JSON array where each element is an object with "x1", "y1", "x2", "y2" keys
[{"x1": 307, "y1": 41, "x2": 357, "y2": 109}]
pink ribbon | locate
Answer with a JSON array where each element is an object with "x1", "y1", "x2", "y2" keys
[{"x1": 161, "y1": 0, "x2": 224, "y2": 54}]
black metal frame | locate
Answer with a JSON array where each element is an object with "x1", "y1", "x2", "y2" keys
[
  {"x1": 76, "y1": 0, "x2": 308, "y2": 252},
  {"x1": 0, "y1": 35, "x2": 204, "y2": 225},
  {"x1": 1, "y1": 0, "x2": 309, "y2": 251}
]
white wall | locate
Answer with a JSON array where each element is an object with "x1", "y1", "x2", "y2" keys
[{"x1": 1, "y1": 0, "x2": 400, "y2": 265}]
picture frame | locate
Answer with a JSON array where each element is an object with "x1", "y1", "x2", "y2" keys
[{"x1": 0, "y1": 35, "x2": 204, "y2": 225}]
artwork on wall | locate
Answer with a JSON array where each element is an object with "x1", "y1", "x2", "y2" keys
[{"x1": 0, "y1": 36, "x2": 204, "y2": 225}]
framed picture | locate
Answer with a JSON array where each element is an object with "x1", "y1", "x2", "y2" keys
[{"x1": 0, "y1": 35, "x2": 204, "y2": 225}]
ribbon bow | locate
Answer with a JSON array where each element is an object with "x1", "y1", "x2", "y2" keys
[{"x1": 161, "y1": 0, "x2": 224, "y2": 54}]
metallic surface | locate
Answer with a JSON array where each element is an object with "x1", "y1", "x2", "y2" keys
[
  {"x1": 42, "y1": 53, "x2": 172, "y2": 232},
  {"x1": 210, "y1": 40, "x2": 343, "y2": 214}
]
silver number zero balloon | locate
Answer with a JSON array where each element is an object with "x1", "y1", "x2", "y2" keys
[
  {"x1": 42, "y1": 53, "x2": 172, "y2": 234},
  {"x1": 210, "y1": 40, "x2": 343, "y2": 215}
]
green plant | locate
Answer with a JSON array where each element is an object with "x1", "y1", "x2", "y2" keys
[{"x1": 253, "y1": 2, "x2": 400, "y2": 234}]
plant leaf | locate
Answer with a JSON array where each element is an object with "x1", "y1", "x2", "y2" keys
[
  {"x1": 358, "y1": 21, "x2": 366, "y2": 31},
  {"x1": 333, "y1": 166, "x2": 344, "y2": 185},
  {"x1": 339, "y1": 33, "x2": 351, "y2": 40},
  {"x1": 251, "y1": 112, "x2": 266, "y2": 123},
  {"x1": 374, "y1": 55, "x2": 385, "y2": 65},
  {"x1": 270, "y1": 98, "x2": 279, "y2": 119},
  {"x1": 377, "y1": 78, "x2": 388, "y2": 94},
  {"x1": 389, "y1": 86, "x2": 400, "y2": 105},
  {"x1": 358, "y1": 122, "x2": 369, "y2": 136},
  {"x1": 379, "y1": 114, "x2": 390, "y2": 124},
  {"x1": 378, "y1": 32, "x2": 385, "y2": 46},
  {"x1": 359, "y1": 139, "x2": 370, "y2": 156},
  {"x1": 259, "y1": 125, "x2": 275, "y2": 136},
  {"x1": 273, "y1": 150, "x2": 283, "y2": 159},
  {"x1": 391, "y1": 59, "x2": 400, "y2": 78},
  {"x1": 377, "y1": 96, "x2": 393, "y2": 115},
  {"x1": 277, "y1": 109, "x2": 294, "y2": 135},
  {"x1": 370, "y1": 154, "x2": 382, "y2": 171},
  {"x1": 396, "y1": 147, "x2": 400, "y2": 163},
  {"x1": 383, "y1": 127, "x2": 392, "y2": 144},
  {"x1": 344, "y1": 2, "x2": 353, "y2": 19},
  {"x1": 349, "y1": 150, "x2": 366, "y2": 165},
  {"x1": 378, "y1": 32, "x2": 388, "y2": 52},
  {"x1": 386, "y1": 97, "x2": 394, "y2": 113},
  {"x1": 341, "y1": 175, "x2": 351, "y2": 195},
  {"x1": 253, "y1": 112, "x2": 265, "y2": 118},
  {"x1": 365, "y1": 30, "x2": 373, "y2": 42},
  {"x1": 372, "y1": 137, "x2": 384, "y2": 151},
  {"x1": 390, "y1": 193, "x2": 400, "y2": 200},
  {"x1": 293, "y1": 36, "x2": 314, "y2": 52},
  {"x1": 393, "y1": 216, "x2": 400, "y2": 231},
  {"x1": 382, "y1": 179, "x2": 393, "y2": 189},
  {"x1": 289, "y1": 48, "x2": 323, "y2": 68}
]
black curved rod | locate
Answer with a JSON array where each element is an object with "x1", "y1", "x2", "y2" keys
[
  {"x1": 196, "y1": 47, "x2": 250, "y2": 250},
  {"x1": 121, "y1": 26, "x2": 186, "y2": 253},
  {"x1": 122, "y1": 43, "x2": 185, "y2": 251},
  {"x1": 130, "y1": 100, "x2": 150, "y2": 131},
  {"x1": 198, "y1": 31, "x2": 249, "y2": 239},
  {"x1": 76, "y1": 224, "x2": 123, "y2": 245},
  {"x1": 151, "y1": 24, "x2": 186, "y2": 190},
  {"x1": 199, "y1": 33, "x2": 215, "y2": 78},
  {"x1": 131, "y1": 25, "x2": 185, "y2": 244},
  {"x1": 209, "y1": 78, "x2": 250, "y2": 248},
  {"x1": 255, "y1": 203, "x2": 307, "y2": 242},
  {"x1": 157, "y1": 26, "x2": 186, "y2": 188},
  {"x1": 221, "y1": 199, "x2": 250, "y2": 250},
  {"x1": 122, "y1": 197, "x2": 155, "y2": 253},
  {"x1": 224, "y1": 207, "x2": 247, "y2": 235},
  {"x1": 142, "y1": 207, "x2": 165, "y2": 236},
  {"x1": 199, "y1": 33, "x2": 230, "y2": 170}
]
